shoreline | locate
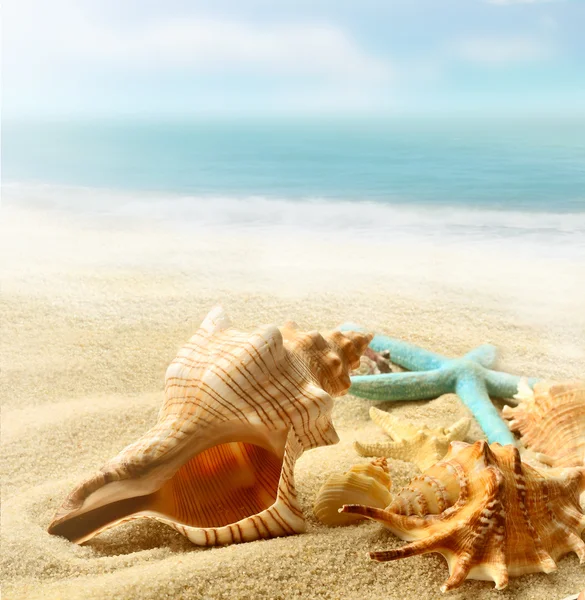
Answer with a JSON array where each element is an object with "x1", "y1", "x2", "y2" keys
[{"x1": 2, "y1": 203, "x2": 584, "y2": 599}]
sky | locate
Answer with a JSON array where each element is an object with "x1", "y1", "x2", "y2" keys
[{"x1": 2, "y1": 0, "x2": 585, "y2": 118}]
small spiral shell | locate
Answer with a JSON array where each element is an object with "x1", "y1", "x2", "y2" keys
[{"x1": 313, "y1": 458, "x2": 392, "y2": 526}]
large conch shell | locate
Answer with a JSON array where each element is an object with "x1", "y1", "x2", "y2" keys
[
  {"x1": 503, "y1": 379, "x2": 585, "y2": 468},
  {"x1": 313, "y1": 458, "x2": 392, "y2": 526},
  {"x1": 341, "y1": 440, "x2": 585, "y2": 592},
  {"x1": 48, "y1": 306, "x2": 372, "y2": 546}
]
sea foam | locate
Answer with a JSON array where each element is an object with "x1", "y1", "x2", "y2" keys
[{"x1": 3, "y1": 182, "x2": 585, "y2": 262}]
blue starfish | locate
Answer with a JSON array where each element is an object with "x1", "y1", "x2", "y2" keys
[{"x1": 340, "y1": 324, "x2": 540, "y2": 446}]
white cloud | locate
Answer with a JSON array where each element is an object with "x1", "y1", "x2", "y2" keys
[
  {"x1": 3, "y1": 1, "x2": 391, "y2": 83},
  {"x1": 136, "y1": 20, "x2": 390, "y2": 81},
  {"x1": 2, "y1": 0, "x2": 396, "y2": 115},
  {"x1": 454, "y1": 35, "x2": 553, "y2": 64}
]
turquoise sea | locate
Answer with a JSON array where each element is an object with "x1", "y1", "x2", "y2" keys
[{"x1": 3, "y1": 116, "x2": 585, "y2": 255}]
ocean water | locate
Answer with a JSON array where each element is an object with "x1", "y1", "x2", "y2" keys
[{"x1": 3, "y1": 116, "x2": 585, "y2": 257}]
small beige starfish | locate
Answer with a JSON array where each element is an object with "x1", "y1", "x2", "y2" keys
[{"x1": 354, "y1": 407, "x2": 471, "y2": 472}]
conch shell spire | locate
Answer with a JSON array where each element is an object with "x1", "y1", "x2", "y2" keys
[{"x1": 48, "y1": 307, "x2": 372, "y2": 546}]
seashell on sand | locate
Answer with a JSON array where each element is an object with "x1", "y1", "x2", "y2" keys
[
  {"x1": 341, "y1": 440, "x2": 585, "y2": 592},
  {"x1": 313, "y1": 458, "x2": 392, "y2": 527},
  {"x1": 503, "y1": 379, "x2": 585, "y2": 468},
  {"x1": 48, "y1": 306, "x2": 372, "y2": 546},
  {"x1": 351, "y1": 348, "x2": 392, "y2": 376},
  {"x1": 354, "y1": 407, "x2": 471, "y2": 472}
]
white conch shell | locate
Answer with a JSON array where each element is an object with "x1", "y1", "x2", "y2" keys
[
  {"x1": 48, "y1": 306, "x2": 372, "y2": 546},
  {"x1": 313, "y1": 458, "x2": 392, "y2": 526},
  {"x1": 354, "y1": 407, "x2": 471, "y2": 471},
  {"x1": 341, "y1": 441, "x2": 585, "y2": 592},
  {"x1": 503, "y1": 379, "x2": 585, "y2": 468}
]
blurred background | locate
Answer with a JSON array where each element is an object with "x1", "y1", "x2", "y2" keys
[
  {"x1": 4, "y1": 0, "x2": 585, "y2": 118},
  {"x1": 2, "y1": 0, "x2": 585, "y2": 247}
]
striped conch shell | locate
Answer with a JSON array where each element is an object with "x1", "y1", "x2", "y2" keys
[
  {"x1": 341, "y1": 440, "x2": 585, "y2": 592},
  {"x1": 313, "y1": 458, "x2": 392, "y2": 526},
  {"x1": 503, "y1": 379, "x2": 585, "y2": 468},
  {"x1": 47, "y1": 306, "x2": 372, "y2": 546}
]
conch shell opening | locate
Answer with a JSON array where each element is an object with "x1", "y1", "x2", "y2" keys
[
  {"x1": 48, "y1": 306, "x2": 372, "y2": 546},
  {"x1": 49, "y1": 436, "x2": 289, "y2": 541}
]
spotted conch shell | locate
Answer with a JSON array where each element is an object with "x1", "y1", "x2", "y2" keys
[
  {"x1": 354, "y1": 407, "x2": 471, "y2": 472},
  {"x1": 502, "y1": 379, "x2": 585, "y2": 468},
  {"x1": 48, "y1": 306, "x2": 372, "y2": 546},
  {"x1": 341, "y1": 440, "x2": 585, "y2": 592},
  {"x1": 313, "y1": 458, "x2": 392, "y2": 526}
]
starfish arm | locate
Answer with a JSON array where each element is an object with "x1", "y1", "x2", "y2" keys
[
  {"x1": 369, "y1": 407, "x2": 420, "y2": 440},
  {"x1": 354, "y1": 439, "x2": 414, "y2": 460},
  {"x1": 463, "y1": 344, "x2": 498, "y2": 369},
  {"x1": 485, "y1": 371, "x2": 540, "y2": 400},
  {"x1": 350, "y1": 369, "x2": 453, "y2": 402},
  {"x1": 338, "y1": 325, "x2": 447, "y2": 371},
  {"x1": 368, "y1": 335, "x2": 447, "y2": 371},
  {"x1": 455, "y1": 371, "x2": 516, "y2": 446},
  {"x1": 338, "y1": 322, "x2": 368, "y2": 333},
  {"x1": 416, "y1": 438, "x2": 450, "y2": 471},
  {"x1": 445, "y1": 417, "x2": 472, "y2": 442},
  {"x1": 512, "y1": 377, "x2": 534, "y2": 404}
]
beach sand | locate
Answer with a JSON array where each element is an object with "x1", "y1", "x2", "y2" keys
[{"x1": 1, "y1": 205, "x2": 584, "y2": 600}]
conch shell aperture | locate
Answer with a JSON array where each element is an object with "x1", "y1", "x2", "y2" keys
[
  {"x1": 48, "y1": 306, "x2": 372, "y2": 546},
  {"x1": 341, "y1": 440, "x2": 585, "y2": 592}
]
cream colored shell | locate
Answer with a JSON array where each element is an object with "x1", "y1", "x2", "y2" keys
[
  {"x1": 47, "y1": 306, "x2": 372, "y2": 546},
  {"x1": 503, "y1": 379, "x2": 585, "y2": 468},
  {"x1": 350, "y1": 349, "x2": 392, "y2": 376},
  {"x1": 354, "y1": 407, "x2": 471, "y2": 471},
  {"x1": 313, "y1": 458, "x2": 392, "y2": 526},
  {"x1": 341, "y1": 440, "x2": 585, "y2": 592}
]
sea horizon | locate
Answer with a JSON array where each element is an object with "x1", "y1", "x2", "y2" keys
[
  {"x1": 4, "y1": 115, "x2": 585, "y2": 261},
  {"x1": 4, "y1": 114, "x2": 585, "y2": 207}
]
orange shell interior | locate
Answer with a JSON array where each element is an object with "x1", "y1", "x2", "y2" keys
[{"x1": 48, "y1": 441, "x2": 283, "y2": 543}]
